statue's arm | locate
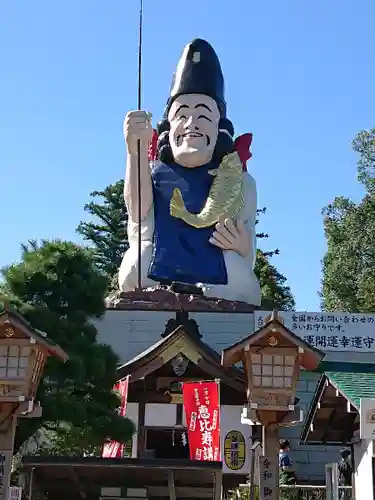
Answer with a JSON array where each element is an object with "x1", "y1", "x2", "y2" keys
[
  {"x1": 123, "y1": 111, "x2": 154, "y2": 223},
  {"x1": 124, "y1": 151, "x2": 153, "y2": 223}
]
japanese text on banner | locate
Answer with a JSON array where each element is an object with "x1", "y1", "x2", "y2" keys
[{"x1": 182, "y1": 381, "x2": 220, "y2": 461}]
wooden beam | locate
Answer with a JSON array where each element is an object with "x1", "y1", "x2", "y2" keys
[
  {"x1": 168, "y1": 471, "x2": 176, "y2": 500},
  {"x1": 321, "y1": 407, "x2": 338, "y2": 442},
  {"x1": 148, "y1": 486, "x2": 213, "y2": 498},
  {"x1": 67, "y1": 468, "x2": 86, "y2": 500}
]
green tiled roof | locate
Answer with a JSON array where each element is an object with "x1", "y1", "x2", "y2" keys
[
  {"x1": 315, "y1": 361, "x2": 375, "y2": 373},
  {"x1": 301, "y1": 361, "x2": 375, "y2": 443},
  {"x1": 325, "y1": 370, "x2": 375, "y2": 409}
]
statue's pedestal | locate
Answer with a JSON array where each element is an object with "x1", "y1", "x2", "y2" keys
[{"x1": 106, "y1": 288, "x2": 256, "y2": 313}]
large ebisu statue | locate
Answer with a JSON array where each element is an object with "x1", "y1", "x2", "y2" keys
[{"x1": 119, "y1": 38, "x2": 261, "y2": 306}]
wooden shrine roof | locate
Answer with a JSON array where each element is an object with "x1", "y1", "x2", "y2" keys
[
  {"x1": 0, "y1": 307, "x2": 68, "y2": 361},
  {"x1": 222, "y1": 312, "x2": 325, "y2": 371},
  {"x1": 300, "y1": 363, "x2": 375, "y2": 445},
  {"x1": 117, "y1": 325, "x2": 245, "y2": 392},
  {"x1": 21, "y1": 456, "x2": 222, "y2": 500}
]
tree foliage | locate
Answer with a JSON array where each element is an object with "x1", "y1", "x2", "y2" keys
[
  {"x1": 0, "y1": 240, "x2": 134, "y2": 453},
  {"x1": 321, "y1": 127, "x2": 375, "y2": 312},
  {"x1": 353, "y1": 128, "x2": 375, "y2": 192},
  {"x1": 78, "y1": 181, "x2": 295, "y2": 310},
  {"x1": 77, "y1": 181, "x2": 128, "y2": 286}
]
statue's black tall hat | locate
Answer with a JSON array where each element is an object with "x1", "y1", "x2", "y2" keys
[{"x1": 164, "y1": 38, "x2": 227, "y2": 118}]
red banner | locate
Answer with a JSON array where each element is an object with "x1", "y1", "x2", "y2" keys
[
  {"x1": 182, "y1": 381, "x2": 220, "y2": 461},
  {"x1": 102, "y1": 377, "x2": 129, "y2": 458}
]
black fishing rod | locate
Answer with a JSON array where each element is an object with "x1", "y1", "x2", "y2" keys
[{"x1": 136, "y1": 0, "x2": 143, "y2": 290}]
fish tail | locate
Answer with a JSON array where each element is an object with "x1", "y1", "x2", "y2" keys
[{"x1": 170, "y1": 188, "x2": 188, "y2": 220}]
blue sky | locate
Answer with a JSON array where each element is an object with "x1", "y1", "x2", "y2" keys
[{"x1": 1, "y1": 0, "x2": 374, "y2": 311}]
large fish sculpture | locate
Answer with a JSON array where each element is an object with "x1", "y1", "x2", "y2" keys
[{"x1": 169, "y1": 151, "x2": 244, "y2": 229}]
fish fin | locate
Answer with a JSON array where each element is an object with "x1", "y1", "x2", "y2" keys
[
  {"x1": 170, "y1": 188, "x2": 187, "y2": 219},
  {"x1": 208, "y1": 169, "x2": 218, "y2": 177},
  {"x1": 228, "y1": 192, "x2": 245, "y2": 219}
]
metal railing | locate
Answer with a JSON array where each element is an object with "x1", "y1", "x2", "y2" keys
[
  {"x1": 280, "y1": 485, "x2": 353, "y2": 500},
  {"x1": 226, "y1": 484, "x2": 354, "y2": 500}
]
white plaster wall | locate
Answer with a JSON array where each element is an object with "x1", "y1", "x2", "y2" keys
[
  {"x1": 126, "y1": 402, "x2": 139, "y2": 458},
  {"x1": 145, "y1": 403, "x2": 177, "y2": 427},
  {"x1": 220, "y1": 405, "x2": 252, "y2": 475},
  {"x1": 354, "y1": 439, "x2": 373, "y2": 500}
]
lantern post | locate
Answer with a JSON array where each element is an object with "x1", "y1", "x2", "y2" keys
[
  {"x1": 0, "y1": 308, "x2": 68, "y2": 500},
  {"x1": 222, "y1": 310, "x2": 324, "y2": 500}
]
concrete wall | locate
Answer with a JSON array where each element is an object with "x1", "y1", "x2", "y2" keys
[
  {"x1": 93, "y1": 310, "x2": 357, "y2": 483},
  {"x1": 279, "y1": 371, "x2": 340, "y2": 482},
  {"x1": 94, "y1": 311, "x2": 255, "y2": 365}
]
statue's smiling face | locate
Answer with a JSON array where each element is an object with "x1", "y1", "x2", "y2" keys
[{"x1": 168, "y1": 94, "x2": 220, "y2": 168}]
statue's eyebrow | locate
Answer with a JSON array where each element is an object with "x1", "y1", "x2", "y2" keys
[
  {"x1": 194, "y1": 103, "x2": 211, "y2": 112},
  {"x1": 175, "y1": 104, "x2": 190, "y2": 115}
]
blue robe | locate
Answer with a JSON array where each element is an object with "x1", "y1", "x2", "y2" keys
[{"x1": 148, "y1": 160, "x2": 228, "y2": 285}]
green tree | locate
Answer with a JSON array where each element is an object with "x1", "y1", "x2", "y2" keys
[
  {"x1": 321, "y1": 127, "x2": 375, "y2": 312},
  {"x1": 353, "y1": 128, "x2": 375, "y2": 192},
  {"x1": 77, "y1": 181, "x2": 294, "y2": 310},
  {"x1": 0, "y1": 240, "x2": 134, "y2": 453},
  {"x1": 76, "y1": 181, "x2": 128, "y2": 284}
]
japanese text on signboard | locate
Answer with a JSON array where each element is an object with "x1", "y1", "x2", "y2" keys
[
  {"x1": 182, "y1": 381, "x2": 220, "y2": 461},
  {"x1": 259, "y1": 456, "x2": 277, "y2": 500},
  {"x1": 255, "y1": 312, "x2": 375, "y2": 352}
]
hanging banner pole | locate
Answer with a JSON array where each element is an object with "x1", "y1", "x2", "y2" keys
[{"x1": 136, "y1": 0, "x2": 143, "y2": 289}]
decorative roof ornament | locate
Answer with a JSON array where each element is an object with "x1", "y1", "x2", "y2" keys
[{"x1": 171, "y1": 353, "x2": 189, "y2": 376}]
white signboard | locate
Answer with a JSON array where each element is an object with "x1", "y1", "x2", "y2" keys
[
  {"x1": 360, "y1": 398, "x2": 375, "y2": 439},
  {"x1": 255, "y1": 311, "x2": 375, "y2": 352},
  {"x1": 220, "y1": 405, "x2": 252, "y2": 474}
]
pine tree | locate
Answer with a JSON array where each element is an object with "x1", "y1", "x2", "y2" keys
[{"x1": 1, "y1": 240, "x2": 134, "y2": 453}]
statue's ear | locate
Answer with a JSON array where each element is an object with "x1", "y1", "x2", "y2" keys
[{"x1": 218, "y1": 118, "x2": 234, "y2": 137}]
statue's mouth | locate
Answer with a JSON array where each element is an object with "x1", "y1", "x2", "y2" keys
[
  {"x1": 176, "y1": 132, "x2": 210, "y2": 147},
  {"x1": 182, "y1": 132, "x2": 203, "y2": 138}
]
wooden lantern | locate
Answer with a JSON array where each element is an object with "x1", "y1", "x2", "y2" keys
[
  {"x1": 222, "y1": 311, "x2": 324, "y2": 424},
  {"x1": 0, "y1": 309, "x2": 68, "y2": 404}
]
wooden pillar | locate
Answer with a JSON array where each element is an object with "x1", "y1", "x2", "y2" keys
[
  {"x1": 259, "y1": 425, "x2": 279, "y2": 500},
  {"x1": 137, "y1": 401, "x2": 145, "y2": 458},
  {"x1": 167, "y1": 471, "x2": 176, "y2": 500},
  {"x1": 0, "y1": 413, "x2": 17, "y2": 500},
  {"x1": 213, "y1": 471, "x2": 222, "y2": 500}
]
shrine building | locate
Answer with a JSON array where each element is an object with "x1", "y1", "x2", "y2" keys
[{"x1": 20, "y1": 300, "x2": 375, "y2": 499}]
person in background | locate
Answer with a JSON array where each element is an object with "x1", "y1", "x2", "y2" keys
[
  {"x1": 338, "y1": 448, "x2": 352, "y2": 486},
  {"x1": 279, "y1": 439, "x2": 297, "y2": 485}
]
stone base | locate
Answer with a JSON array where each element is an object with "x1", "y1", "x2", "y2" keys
[{"x1": 105, "y1": 287, "x2": 256, "y2": 313}]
